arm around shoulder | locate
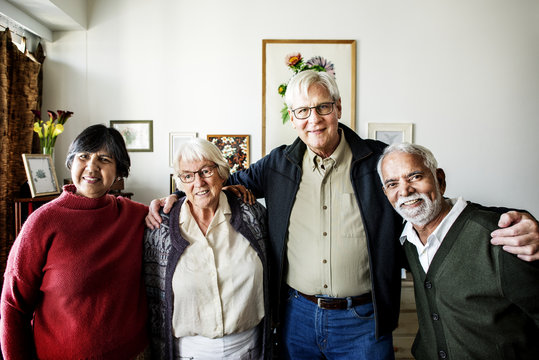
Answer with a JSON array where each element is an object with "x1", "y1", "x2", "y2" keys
[{"x1": 491, "y1": 211, "x2": 539, "y2": 261}]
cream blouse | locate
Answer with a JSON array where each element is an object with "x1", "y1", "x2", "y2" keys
[{"x1": 171, "y1": 192, "x2": 264, "y2": 338}]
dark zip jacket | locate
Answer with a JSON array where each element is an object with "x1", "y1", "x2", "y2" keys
[{"x1": 228, "y1": 123, "x2": 405, "y2": 338}]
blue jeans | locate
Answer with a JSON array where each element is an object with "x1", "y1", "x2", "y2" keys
[{"x1": 281, "y1": 288, "x2": 395, "y2": 360}]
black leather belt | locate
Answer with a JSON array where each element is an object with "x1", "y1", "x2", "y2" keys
[{"x1": 297, "y1": 291, "x2": 372, "y2": 310}]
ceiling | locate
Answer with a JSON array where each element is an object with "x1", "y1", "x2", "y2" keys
[
  {"x1": 8, "y1": 0, "x2": 83, "y2": 31},
  {"x1": 1, "y1": 0, "x2": 86, "y2": 40}
]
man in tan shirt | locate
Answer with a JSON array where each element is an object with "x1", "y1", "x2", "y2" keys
[{"x1": 147, "y1": 70, "x2": 539, "y2": 359}]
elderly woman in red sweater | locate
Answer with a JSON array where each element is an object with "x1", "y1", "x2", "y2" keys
[{"x1": 1, "y1": 124, "x2": 149, "y2": 359}]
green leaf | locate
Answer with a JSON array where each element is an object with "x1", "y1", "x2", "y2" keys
[
  {"x1": 281, "y1": 103, "x2": 290, "y2": 124},
  {"x1": 310, "y1": 65, "x2": 325, "y2": 72}
]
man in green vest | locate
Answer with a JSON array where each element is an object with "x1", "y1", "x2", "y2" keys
[{"x1": 377, "y1": 142, "x2": 539, "y2": 360}]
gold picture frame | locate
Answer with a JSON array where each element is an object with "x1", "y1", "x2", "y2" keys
[
  {"x1": 22, "y1": 154, "x2": 61, "y2": 197},
  {"x1": 170, "y1": 174, "x2": 178, "y2": 193}
]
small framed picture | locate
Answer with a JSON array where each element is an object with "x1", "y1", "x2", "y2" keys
[
  {"x1": 169, "y1": 132, "x2": 198, "y2": 167},
  {"x1": 368, "y1": 123, "x2": 414, "y2": 145},
  {"x1": 22, "y1": 154, "x2": 61, "y2": 197},
  {"x1": 207, "y1": 135, "x2": 250, "y2": 173},
  {"x1": 110, "y1": 120, "x2": 153, "y2": 152},
  {"x1": 170, "y1": 174, "x2": 178, "y2": 193}
]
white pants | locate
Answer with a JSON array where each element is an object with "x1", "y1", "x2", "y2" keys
[{"x1": 174, "y1": 326, "x2": 261, "y2": 360}]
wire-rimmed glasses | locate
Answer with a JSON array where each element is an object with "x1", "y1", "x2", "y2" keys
[{"x1": 291, "y1": 102, "x2": 335, "y2": 120}]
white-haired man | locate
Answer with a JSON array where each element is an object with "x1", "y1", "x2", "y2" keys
[
  {"x1": 147, "y1": 70, "x2": 539, "y2": 360},
  {"x1": 378, "y1": 143, "x2": 539, "y2": 360}
]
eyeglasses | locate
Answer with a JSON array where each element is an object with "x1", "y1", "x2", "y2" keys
[
  {"x1": 291, "y1": 102, "x2": 335, "y2": 120},
  {"x1": 178, "y1": 164, "x2": 218, "y2": 183}
]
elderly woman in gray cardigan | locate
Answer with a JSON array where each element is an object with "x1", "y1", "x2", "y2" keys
[{"x1": 143, "y1": 138, "x2": 270, "y2": 359}]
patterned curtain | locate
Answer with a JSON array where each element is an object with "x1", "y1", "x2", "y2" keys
[{"x1": 0, "y1": 29, "x2": 42, "y2": 283}]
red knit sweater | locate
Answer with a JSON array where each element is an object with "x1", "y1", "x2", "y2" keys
[{"x1": 1, "y1": 185, "x2": 149, "y2": 360}]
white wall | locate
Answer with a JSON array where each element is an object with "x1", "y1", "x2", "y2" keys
[{"x1": 42, "y1": 0, "x2": 539, "y2": 216}]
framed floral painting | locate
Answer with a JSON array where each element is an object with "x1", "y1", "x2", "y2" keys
[
  {"x1": 262, "y1": 39, "x2": 357, "y2": 155},
  {"x1": 110, "y1": 120, "x2": 153, "y2": 152},
  {"x1": 207, "y1": 135, "x2": 250, "y2": 173}
]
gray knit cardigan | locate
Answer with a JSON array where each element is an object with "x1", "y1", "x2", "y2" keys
[{"x1": 143, "y1": 191, "x2": 271, "y2": 359}]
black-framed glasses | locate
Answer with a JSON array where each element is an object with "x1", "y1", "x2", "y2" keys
[
  {"x1": 291, "y1": 102, "x2": 335, "y2": 120},
  {"x1": 178, "y1": 164, "x2": 218, "y2": 183}
]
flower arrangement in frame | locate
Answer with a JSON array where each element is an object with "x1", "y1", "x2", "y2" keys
[
  {"x1": 22, "y1": 154, "x2": 61, "y2": 197},
  {"x1": 368, "y1": 123, "x2": 414, "y2": 145},
  {"x1": 169, "y1": 132, "x2": 198, "y2": 167},
  {"x1": 262, "y1": 39, "x2": 356, "y2": 155},
  {"x1": 277, "y1": 53, "x2": 336, "y2": 124},
  {"x1": 110, "y1": 120, "x2": 153, "y2": 152},
  {"x1": 206, "y1": 135, "x2": 250, "y2": 174}
]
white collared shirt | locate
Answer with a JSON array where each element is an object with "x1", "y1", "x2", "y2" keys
[
  {"x1": 400, "y1": 197, "x2": 468, "y2": 273},
  {"x1": 171, "y1": 192, "x2": 264, "y2": 338}
]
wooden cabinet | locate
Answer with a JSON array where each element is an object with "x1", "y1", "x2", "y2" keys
[
  {"x1": 14, "y1": 195, "x2": 59, "y2": 237},
  {"x1": 14, "y1": 191, "x2": 134, "y2": 237},
  {"x1": 394, "y1": 275, "x2": 419, "y2": 359}
]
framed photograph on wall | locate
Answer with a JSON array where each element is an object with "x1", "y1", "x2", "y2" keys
[
  {"x1": 169, "y1": 132, "x2": 198, "y2": 167},
  {"x1": 368, "y1": 123, "x2": 414, "y2": 145},
  {"x1": 110, "y1": 120, "x2": 153, "y2": 152},
  {"x1": 170, "y1": 174, "x2": 178, "y2": 193},
  {"x1": 22, "y1": 154, "x2": 61, "y2": 197},
  {"x1": 206, "y1": 135, "x2": 250, "y2": 173},
  {"x1": 262, "y1": 39, "x2": 357, "y2": 155}
]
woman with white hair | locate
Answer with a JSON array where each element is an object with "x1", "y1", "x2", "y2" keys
[{"x1": 143, "y1": 138, "x2": 270, "y2": 359}]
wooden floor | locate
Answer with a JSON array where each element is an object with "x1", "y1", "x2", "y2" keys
[{"x1": 393, "y1": 275, "x2": 419, "y2": 359}]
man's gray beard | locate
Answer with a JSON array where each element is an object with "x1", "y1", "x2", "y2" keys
[{"x1": 395, "y1": 192, "x2": 444, "y2": 227}]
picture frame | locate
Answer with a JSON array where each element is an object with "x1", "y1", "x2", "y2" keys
[
  {"x1": 22, "y1": 154, "x2": 61, "y2": 197},
  {"x1": 110, "y1": 120, "x2": 153, "y2": 152},
  {"x1": 262, "y1": 39, "x2": 357, "y2": 155},
  {"x1": 170, "y1": 174, "x2": 178, "y2": 193},
  {"x1": 169, "y1": 132, "x2": 198, "y2": 167},
  {"x1": 368, "y1": 123, "x2": 414, "y2": 145},
  {"x1": 206, "y1": 135, "x2": 250, "y2": 173}
]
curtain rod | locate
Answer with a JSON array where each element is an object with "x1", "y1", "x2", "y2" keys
[{"x1": 0, "y1": 13, "x2": 41, "y2": 42}]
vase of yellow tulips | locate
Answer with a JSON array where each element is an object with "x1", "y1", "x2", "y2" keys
[{"x1": 32, "y1": 110, "x2": 73, "y2": 157}]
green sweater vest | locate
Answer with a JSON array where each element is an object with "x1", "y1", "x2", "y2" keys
[{"x1": 403, "y1": 204, "x2": 539, "y2": 360}]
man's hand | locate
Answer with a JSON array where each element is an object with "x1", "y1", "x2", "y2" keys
[
  {"x1": 491, "y1": 211, "x2": 539, "y2": 261},
  {"x1": 145, "y1": 194, "x2": 178, "y2": 229},
  {"x1": 223, "y1": 185, "x2": 256, "y2": 205}
]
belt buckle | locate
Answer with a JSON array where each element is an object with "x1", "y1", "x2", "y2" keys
[{"x1": 317, "y1": 297, "x2": 325, "y2": 308}]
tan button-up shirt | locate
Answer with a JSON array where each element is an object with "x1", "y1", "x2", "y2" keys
[
  {"x1": 286, "y1": 133, "x2": 371, "y2": 297},
  {"x1": 171, "y1": 192, "x2": 264, "y2": 338}
]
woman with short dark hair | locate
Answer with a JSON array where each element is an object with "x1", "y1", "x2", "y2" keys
[{"x1": 1, "y1": 124, "x2": 149, "y2": 359}]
